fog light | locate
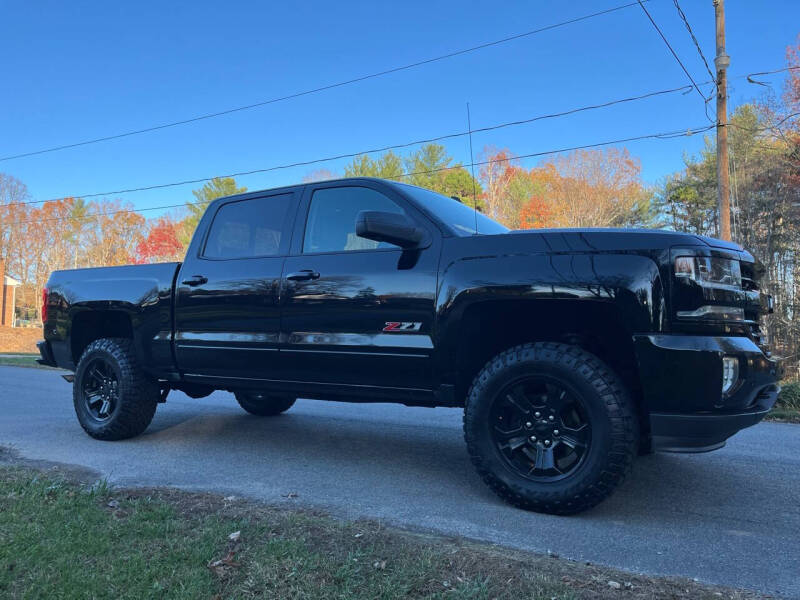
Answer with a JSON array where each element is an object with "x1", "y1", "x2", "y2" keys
[{"x1": 722, "y1": 356, "x2": 739, "y2": 395}]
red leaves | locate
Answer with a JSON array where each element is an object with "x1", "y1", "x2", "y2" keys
[{"x1": 135, "y1": 217, "x2": 183, "y2": 264}]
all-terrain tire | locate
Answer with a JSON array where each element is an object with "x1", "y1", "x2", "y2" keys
[
  {"x1": 464, "y1": 342, "x2": 638, "y2": 515},
  {"x1": 235, "y1": 392, "x2": 296, "y2": 416},
  {"x1": 73, "y1": 337, "x2": 159, "y2": 441}
]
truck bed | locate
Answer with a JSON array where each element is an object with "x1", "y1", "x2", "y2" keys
[{"x1": 43, "y1": 262, "x2": 181, "y2": 374}]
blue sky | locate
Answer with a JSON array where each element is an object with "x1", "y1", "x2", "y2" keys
[{"x1": 1, "y1": 0, "x2": 798, "y2": 217}]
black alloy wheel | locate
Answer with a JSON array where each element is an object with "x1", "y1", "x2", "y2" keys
[
  {"x1": 80, "y1": 357, "x2": 121, "y2": 423},
  {"x1": 490, "y1": 378, "x2": 591, "y2": 482}
]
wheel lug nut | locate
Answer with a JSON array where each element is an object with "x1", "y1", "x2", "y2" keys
[
  {"x1": 548, "y1": 415, "x2": 554, "y2": 421},
  {"x1": 545, "y1": 440, "x2": 551, "y2": 446},
  {"x1": 525, "y1": 421, "x2": 532, "y2": 428},
  {"x1": 553, "y1": 430, "x2": 560, "y2": 436},
  {"x1": 534, "y1": 412, "x2": 541, "y2": 418},
  {"x1": 530, "y1": 435, "x2": 537, "y2": 442}
]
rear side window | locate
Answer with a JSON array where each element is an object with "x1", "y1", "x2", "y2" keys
[
  {"x1": 203, "y1": 194, "x2": 293, "y2": 259},
  {"x1": 302, "y1": 186, "x2": 405, "y2": 253}
]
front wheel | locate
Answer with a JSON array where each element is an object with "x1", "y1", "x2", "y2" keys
[
  {"x1": 235, "y1": 392, "x2": 296, "y2": 416},
  {"x1": 73, "y1": 338, "x2": 159, "y2": 440},
  {"x1": 464, "y1": 342, "x2": 638, "y2": 515}
]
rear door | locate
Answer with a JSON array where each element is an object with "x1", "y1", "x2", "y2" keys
[
  {"x1": 174, "y1": 189, "x2": 299, "y2": 381},
  {"x1": 279, "y1": 180, "x2": 440, "y2": 390}
]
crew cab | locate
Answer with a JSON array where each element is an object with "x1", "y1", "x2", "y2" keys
[{"x1": 38, "y1": 177, "x2": 780, "y2": 514}]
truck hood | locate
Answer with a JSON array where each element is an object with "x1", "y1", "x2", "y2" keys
[{"x1": 502, "y1": 228, "x2": 745, "y2": 254}]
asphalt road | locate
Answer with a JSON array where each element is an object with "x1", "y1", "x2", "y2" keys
[{"x1": 1, "y1": 366, "x2": 798, "y2": 598}]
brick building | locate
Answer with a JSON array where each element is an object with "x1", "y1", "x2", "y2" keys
[{"x1": 0, "y1": 260, "x2": 21, "y2": 326}]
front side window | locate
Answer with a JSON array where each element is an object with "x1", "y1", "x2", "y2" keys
[
  {"x1": 303, "y1": 186, "x2": 406, "y2": 253},
  {"x1": 203, "y1": 194, "x2": 292, "y2": 259}
]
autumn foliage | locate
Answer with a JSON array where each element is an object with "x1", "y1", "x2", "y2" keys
[
  {"x1": 135, "y1": 217, "x2": 183, "y2": 264},
  {"x1": 518, "y1": 195, "x2": 555, "y2": 229},
  {"x1": 477, "y1": 148, "x2": 650, "y2": 230}
]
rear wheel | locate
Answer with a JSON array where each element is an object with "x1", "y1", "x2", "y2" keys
[
  {"x1": 73, "y1": 338, "x2": 159, "y2": 440},
  {"x1": 235, "y1": 392, "x2": 296, "y2": 416},
  {"x1": 464, "y1": 342, "x2": 638, "y2": 515}
]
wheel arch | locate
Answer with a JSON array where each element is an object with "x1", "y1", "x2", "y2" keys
[
  {"x1": 70, "y1": 310, "x2": 134, "y2": 364},
  {"x1": 448, "y1": 299, "x2": 647, "y2": 429}
]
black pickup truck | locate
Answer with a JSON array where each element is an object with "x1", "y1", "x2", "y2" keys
[{"x1": 38, "y1": 177, "x2": 780, "y2": 514}]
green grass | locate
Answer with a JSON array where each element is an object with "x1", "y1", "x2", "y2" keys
[
  {"x1": 0, "y1": 467, "x2": 760, "y2": 600},
  {"x1": 0, "y1": 468, "x2": 571, "y2": 600},
  {"x1": 0, "y1": 354, "x2": 55, "y2": 369}
]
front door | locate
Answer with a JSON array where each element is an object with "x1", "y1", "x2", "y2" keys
[
  {"x1": 174, "y1": 190, "x2": 298, "y2": 381},
  {"x1": 280, "y1": 181, "x2": 440, "y2": 390}
]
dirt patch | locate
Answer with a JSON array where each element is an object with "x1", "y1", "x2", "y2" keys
[{"x1": 0, "y1": 326, "x2": 42, "y2": 353}]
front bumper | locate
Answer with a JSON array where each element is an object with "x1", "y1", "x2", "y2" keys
[
  {"x1": 634, "y1": 334, "x2": 780, "y2": 452},
  {"x1": 649, "y1": 389, "x2": 778, "y2": 452}
]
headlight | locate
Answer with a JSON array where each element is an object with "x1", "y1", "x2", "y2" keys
[
  {"x1": 674, "y1": 255, "x2": 744, "y2": 321},
  {"x1": 674, "y1": 256, "x2": 741, "y2": 287}
]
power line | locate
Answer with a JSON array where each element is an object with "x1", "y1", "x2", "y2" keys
[
  {"x1": 745, "y1": 65, "x2": 800, "y2": 86},
  {"x1": 5, "y1": 124, "x2": 715, "y2": 227},
  {"x1": 671, "y1": 0, "x2": 716, "y2": 83},
  {"x1": 635, "y1": 0, "x2": 714, "y2": 122},
  {"x1": 10, "y1": 82, "x2": 696, "y2": 207},
  {"x1": 0, "y1": 1, "x2": 649, "y2": 163}
]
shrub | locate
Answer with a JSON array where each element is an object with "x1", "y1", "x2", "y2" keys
[{"x1": 778, "y1": 381, "x2": 800, "y2": 412}]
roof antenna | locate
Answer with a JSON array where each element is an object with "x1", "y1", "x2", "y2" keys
[{"x1": 466, "y1": 102, "x2": 479, "y2": 235}]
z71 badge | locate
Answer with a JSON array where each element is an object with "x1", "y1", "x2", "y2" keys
[{"x1": 383, "y1": 322, "x2": 422, "y2": 332}]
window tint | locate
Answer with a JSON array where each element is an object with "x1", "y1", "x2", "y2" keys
[
  {"x1": 303, "y1": 186, "x2": 406, "y2": 253},
  {"x1": 203, "y1": 194, "x2": 292, "y2": 259}
]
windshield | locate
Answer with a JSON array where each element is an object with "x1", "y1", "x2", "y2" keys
[{"x1": 397, "y1": 184, "x2": 508, "y2": 236}]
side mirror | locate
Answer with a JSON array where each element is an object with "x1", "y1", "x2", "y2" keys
[{"x1": 355, "y1": 211, "x2": 428, "y2": 249}]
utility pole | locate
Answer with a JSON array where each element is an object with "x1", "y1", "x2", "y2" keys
[{"x1": 714, "y1": 0, "x2": 731, "y2": 240}]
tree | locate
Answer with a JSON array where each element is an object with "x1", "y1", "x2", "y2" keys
[
  {"x1": 654, "y1": 151, "x2": 717, "y2": 236},
  {"x1": 342, "y1": 145, "x2": 482, "y2": 204},
  {"x1": 136, "y1": 217, "x2": 184, "y2": 263},
  {"x1": 82, "y1": 200, "x2": 146, "y2": 267},
  {"x1": 518, "y1": 195, "x2": 555, "y2": 229},
  {"x1": 404, "y1": 144, "x2": 452, "y2": 190},
  {"x1": 181, "y1": 177, "x2": 247, "y2": 246},
  {"x1": 477, "y1": 148, "x2": 544, "y2": 225},
  {"x1": 25, "y1": 199, "x2": 84, "y2": 319},
  {"x1": 532, "y1": 148, "x2": 653, "y2": 228},
  {"x1": 343, "y1": 151, "x2": 404, "y2": 179}
]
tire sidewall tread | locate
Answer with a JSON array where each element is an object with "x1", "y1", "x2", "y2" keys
[
  {"x1": 464, "y1": 342, "x2": 638, "y2": 515},
  {"x1": 73, "y1": 337, "x2": 158, "y2": 441}
]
